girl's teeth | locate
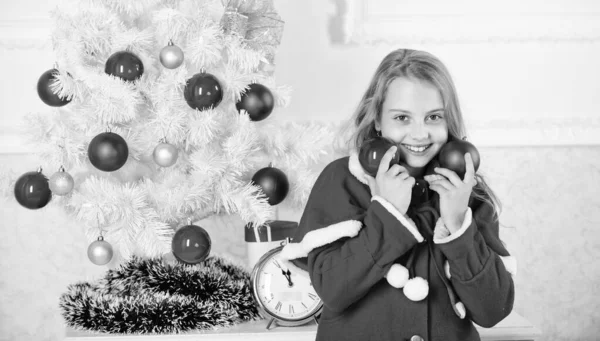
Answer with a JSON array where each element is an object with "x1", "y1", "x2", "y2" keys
[{"x1": 405, "y1": 145, "x2": 430, "y2": 152}]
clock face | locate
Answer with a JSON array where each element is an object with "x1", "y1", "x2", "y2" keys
[{"x1": 254, "y1": 251, "x2": 322, "y2": 322}]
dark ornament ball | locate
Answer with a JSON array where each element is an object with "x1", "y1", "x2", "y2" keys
[
  {"x1": 172, "y1": 224, "x2": 212, "y2": 264},
  {"x1": 88, "y1": 132, "x2": 129, "y2": 172},
  {"x1": 14, "y1": 170, "x2": 52, "y2": 209},
  {"x1": 37, "y1": 69, "x2": 71, "y2": 107},
  {"x1": 236, "y1": 83, "x2": 275, "y2": 121},
  {"x1": 438, "y1": 139, "x2": 481, "y2": 179},
  {"x1": 105, "y1": 51, "x2": 144, "y2": 82},
  {"x1": 252, "y1": 166, "x2": 289, "y2": 206},
  {"x1": 183, "y1": 72, "x2": 223, "y2": 111},
  {"x1": 358, "y1": 137, "x2": 402, "y2": 177}
]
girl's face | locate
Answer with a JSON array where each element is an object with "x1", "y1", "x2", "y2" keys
[{"x1": 376, "y1": 77, "x2": 449, "y2": 173}]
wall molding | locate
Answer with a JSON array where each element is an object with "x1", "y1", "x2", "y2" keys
[
  {"x1": 2, "y1": 115, "x2": 599, "y2": 155},
  {"x1": 339, "y1": 0, "x2": 600, "y2": 45}
]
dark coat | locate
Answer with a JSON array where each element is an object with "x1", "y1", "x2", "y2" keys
[{"x1": 287, "y1": 155, "x2": 515, "y2": 341}]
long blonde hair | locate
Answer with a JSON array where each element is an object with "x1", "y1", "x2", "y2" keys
[{"x1": 345, "y1": 49, "x2": 502, "y2": 220}]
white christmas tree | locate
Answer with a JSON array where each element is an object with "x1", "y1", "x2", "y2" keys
[{"x1": 10, "y1": 0, "x2": 340, "y2": 264}]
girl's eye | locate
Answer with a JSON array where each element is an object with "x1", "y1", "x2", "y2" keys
[
  {"x1": 428, "y1": 114, "x2": 443, "y2": 121},
  {"x1": 394, "y1": 115, "x2": 409, "y2": 121}
]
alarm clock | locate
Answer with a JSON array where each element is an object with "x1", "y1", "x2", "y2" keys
[{"x1": 250, "y1": 241, "x2": 323, "y2": 330}]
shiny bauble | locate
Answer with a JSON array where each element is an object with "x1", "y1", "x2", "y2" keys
[
  {"x1": 438, "y1": 139, "x2": 480, "y2": 179},
  {"x1": 37, "y1": 69, "x2": 71, "y2": 107},
  {"x1": 236, "y1": 83, "x2": 275, "y2": 121},
  {"x1": 358, "y1": 137, "x2": 402, "y2": 177},
  {"x1": 183, "y1": 72, "x2": 223, "y2": 111},
  {"x1": 88, "y1": 132, "x2": 129, "y2": 172},
  {"x1": 171, "y1": 224, "x2": 211, "y2": 264},
  {"x1": 14, "y1": 170, "x2": 52, "y2": 209},
  {"x1": 153, "y1": 142, "x2": 178, "y2": 167},
  {"x1": 49, "y1": 166, "x2": 74, "y2": 196},
  {"x1": 105, "y1": 51, "x2": 144, "y2": 82},
  {"x1": 87, "y1": 236, "x2": 113, "y2": 266},
  {"x1": 159, "y1": 42, "x2": 184, "y2": 69},
  {"x1": 252, "y1": 166, "x2": 289, "y2": 206}
]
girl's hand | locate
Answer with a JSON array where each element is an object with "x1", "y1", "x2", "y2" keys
[
  {"x1": 365, "y1": 145, "x2": 415, "y2": 215},
  {"x1": 424, "y1": 153, "x2": 477, "y2": 233}
]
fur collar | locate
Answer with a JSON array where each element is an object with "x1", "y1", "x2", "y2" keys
[{"x1": 348, "y1": 151, "x2": 369, "y2": 185}]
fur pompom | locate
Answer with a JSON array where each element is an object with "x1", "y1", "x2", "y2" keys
[
  {"x1": 403, "y1": 277, "x2": 429, "y2": 301},
  {"x1": 455, "y1": 301, "x2": 467, "y2": 319},
  {"x1": 59, "y1": 256, "x2": 260, "y2": 334},
  {"x1": 385, "y1": 263, "x2": 409, "y2": 288}
]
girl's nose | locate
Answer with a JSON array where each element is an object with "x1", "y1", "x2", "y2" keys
[{"x1": 410, "y1": 124, "x2": 429, "y2": 139}]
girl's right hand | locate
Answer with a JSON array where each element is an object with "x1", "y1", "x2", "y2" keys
[{"x1": 364, "y1": 145, "x2": 415, "y2": 214}]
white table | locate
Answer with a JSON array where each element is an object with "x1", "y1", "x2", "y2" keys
[{"x1": 65, "y1": 311, "x2": 541, "y2": 341}]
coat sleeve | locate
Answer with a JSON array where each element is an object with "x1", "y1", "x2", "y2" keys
[
  {"x1": 434, "y1": 200, "x2": 516, "y2": 328},
  {"x1": 287, "y1": 162, "x2": 425, "y2": 313}
]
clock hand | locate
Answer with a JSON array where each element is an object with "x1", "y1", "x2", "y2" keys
[{"x1": 284, "y1": 269, "x2": 294, "y2": 286}]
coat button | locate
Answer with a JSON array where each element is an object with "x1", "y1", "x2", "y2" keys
[{"x1": 410, "y1": 335, "x2": 424, "y2": 341}]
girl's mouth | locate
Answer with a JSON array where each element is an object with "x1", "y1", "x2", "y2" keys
[{"x1": 402, "y1": 144, "x2": 432, "y2": 155}]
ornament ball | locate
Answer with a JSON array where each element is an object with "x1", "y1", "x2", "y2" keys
[
  {"x1": 105, "y1": 51, "x2": 144, "y2": 82},
  {"x1": 172, "y1": 224, "x2": 211, "y2": 264},
  {"x1": 14, "y1": 169, "x2": 52, "y2": 209},
  {"x1": 358, "y1": 137, "x2": 402, "y2": 177},
  {"x1": 183, "y1": 72, "x2": 223, "y2": 111},
  {"x1": 153, "y1": 142, "x2": 178, "y2": 167},
  {"x1": 37, "y1": 69, "x2": 71, "y2": 107},
  {"x1": 49, "y1": 167, "x2": 74, "y2": 196},
  {"x1": 438, "y1": 139, "x2": 480, "y2": 179},
  {"x1": 252, "y1": 166, "x2": 289, "y2": 206},
  {"x1": 87, "y1": 236, "x2": 113, "y2": 266},
  {"x1": 159, "y1": 42, "x2": 184, "y2": 69},
  {"x1": 236, "y1": 83, "x2": 274, "y2": 121},
  {"x1": 88, "y1": 132, "x2": 129, "y2": 172}
]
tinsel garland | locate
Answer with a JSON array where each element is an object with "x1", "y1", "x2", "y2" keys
[{"x1": 59, "y1": 256, "x2": 261, "y2": 334}]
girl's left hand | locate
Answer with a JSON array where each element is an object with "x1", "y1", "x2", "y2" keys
[{"x1": 424, "y1": 153, "x2": 477, "y2": 234}]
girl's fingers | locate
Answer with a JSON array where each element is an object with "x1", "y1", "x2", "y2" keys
[
  {"x1": 427, "y1": 178, "x2": 454, "y2": 191},
  {"x1": 463, "y1": 153, "x2": 477, "y2": 186},
  {"x1": 377, "y1": 146, "x2": 398, "y2": 176},
  {"x1": 433, "y1": 167, "x2": 462, "y2": 187},
  {"x1": 387, "y1": 163, "x2": 407, "y2": 176},
  {"x1": 428, "y1": 184, "x2": 447, "y2": 195}
]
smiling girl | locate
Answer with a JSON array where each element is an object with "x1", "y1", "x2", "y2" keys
[{"x1": 284, "y1": 49, "x2": 517, "y2": 341}]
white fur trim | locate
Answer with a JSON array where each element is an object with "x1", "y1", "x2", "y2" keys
[
  {"x1": 455, "y1": 301, "x2": 467, "y2": 319},
  {"x1": 444, "y1": 260, "x2": 451, "y2": 279},
  {"x1": 500, "y1": 255, "x2": 517, "y2": 276},
  {"x1": 371, "y1": 196, "x2": 424, "y2": 243},
  {"x1": 433, "y1": 208, "x2": 473, "y2": 244},
  {"x1": 279, "y1": 220, "x2": 363, "y2": 260},
  {"x1": 385, "y1": 263, "x2": 409, "y2": 288},
  {"x1": 403, "y1": 277, "x2": 429, "y2": 301},
  {"x1": 348, "y1": 151, "x2": 369, "y2": 185}
]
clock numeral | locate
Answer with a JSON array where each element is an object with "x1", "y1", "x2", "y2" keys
[
  {"x1": 308, "y1": 293, "x2": 318, "y2": 300},
  {"x1": 289, "y1": 305, "x2": 294, "y2": 314},
  {"x1": 275, "y1": 301, "x2": 282, "y2": 311},
  {"x1": 302, "y1": 302, "x2": 308, "y2": 309}
]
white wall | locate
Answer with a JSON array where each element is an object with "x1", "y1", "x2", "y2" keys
[{"x1": 1, "y1": 1, "x2": 600, "y2": 340}]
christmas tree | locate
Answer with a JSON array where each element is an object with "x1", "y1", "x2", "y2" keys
[{"x1": 8, "y1": 0, "x2": 339, "y2": 268}]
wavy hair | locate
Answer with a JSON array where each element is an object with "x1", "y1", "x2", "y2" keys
[{"x1": 344, "y1": 49, "x2": 502, "y2": 220}]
